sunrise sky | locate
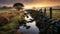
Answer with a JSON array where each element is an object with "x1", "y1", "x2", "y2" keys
[{"x1": 0, "y1": 0, "x2": 60, "y2": 8}]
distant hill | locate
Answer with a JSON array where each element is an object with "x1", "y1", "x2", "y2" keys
[{"x1": 0, "y1": 6, "x2": 13, "y2": 9}]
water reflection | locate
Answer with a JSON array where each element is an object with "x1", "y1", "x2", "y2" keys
[
  {"x1": 17, "y1": 21, "x2": 39, "y2": 34},
  {"x1": 17, "y1": 12, "x2": 39, "y2": 34}
]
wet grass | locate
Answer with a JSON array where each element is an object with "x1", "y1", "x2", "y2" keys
[{"x1": 46, "y1": 10, "x2": 60, "y2": 20}]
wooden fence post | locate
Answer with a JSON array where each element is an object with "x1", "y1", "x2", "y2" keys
[
  {"x1": 44, "y1": 8, "x2": 46, "y2": 15},
  {"x1": 50, "y1": 7, "x2": 52, "y2": 19}
]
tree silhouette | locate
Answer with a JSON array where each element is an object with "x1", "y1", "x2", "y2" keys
[{"x1": 13, "y1": 3, "x2": 24, "y2": 11}]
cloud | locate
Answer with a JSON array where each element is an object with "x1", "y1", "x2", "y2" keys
[
  {"x1": 0, "y1": 0, "x2": 60, "y2": 7},
  {"x1": 0, "y1": 0, "x2": 34, "y2": 4}
]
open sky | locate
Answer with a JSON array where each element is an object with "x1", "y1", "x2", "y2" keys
[{"x1": 0, "y1": 0, "x2": 60, "y2": 8}]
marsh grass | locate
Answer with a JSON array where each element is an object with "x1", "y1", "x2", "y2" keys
[{"x1": 46, "y1": 10, "x2": 60, "y2": 20}]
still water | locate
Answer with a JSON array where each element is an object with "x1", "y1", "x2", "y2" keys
[{"x1": 17, "y1": 13, "x2": 39, "y2": 34}]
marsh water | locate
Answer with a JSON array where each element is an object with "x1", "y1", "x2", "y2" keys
[
  {"x1": 17, "y1": 21, "x2": 39, "y2": 34},
  {"x1": 17, "y1": 13, "x2": 40, "y2": 34}
]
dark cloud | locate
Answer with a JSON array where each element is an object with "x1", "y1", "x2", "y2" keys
[
  {"x1": 0, "y1": 0, "x2": 34, "y2": 4},
  {"x1": 0, "y1": 0, "x2": 13, "y2": 4},
  {"x1": 0, "y1": 0, "x2": 60, "y2": 6}
]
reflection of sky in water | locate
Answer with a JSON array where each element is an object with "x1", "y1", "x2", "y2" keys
[
  {"x1": 17, "y1": 13, "x2": 39, "y2": 34},
  {"x1": 17, "y1": 21, "x2": 39, "y2": 34}
]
